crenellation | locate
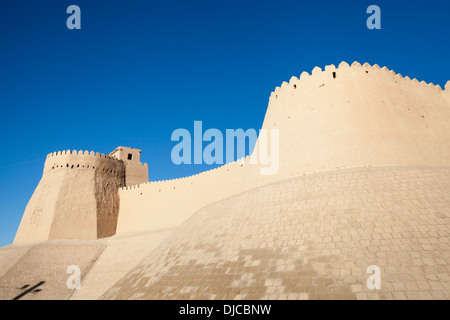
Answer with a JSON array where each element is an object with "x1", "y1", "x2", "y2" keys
[
  {"x1": 299, "y1": 71, "x2": 309, "y2": 80},
  {"x1": 269, "y1": 61, "x2": 446, "y2": 106},
  {"x1": 311, "y1": 66, "x2": 322, "y2": 75},
  {"x1": 338, "y1": 61, "x2": 350, "y2": 69}
]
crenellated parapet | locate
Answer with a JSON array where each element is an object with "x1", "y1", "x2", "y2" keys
[
  {"x1": 121, "y1": 156, "x2": 253, "y2": 191},
  {"x1": 269, "y1": 61, "x2": 446, "y2": 103},
  {"x1": 44, "y1": 149, "x2": 125, "y2": 176}
]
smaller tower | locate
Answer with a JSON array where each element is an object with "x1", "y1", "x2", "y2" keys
[{"x1": 110, "y1": 147, "x2": 148, "y2": 186}]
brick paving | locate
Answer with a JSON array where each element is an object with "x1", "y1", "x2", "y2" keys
[{"x1": 101, "y1": 166, "x2": 450, "y2": 300}]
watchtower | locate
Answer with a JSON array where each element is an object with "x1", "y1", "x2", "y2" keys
[{"x1": 110, "y1": 147, "x2": 148, "y2": 186}]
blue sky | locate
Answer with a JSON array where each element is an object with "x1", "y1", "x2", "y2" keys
[{"x1": 0, "y1": 0, "x2": 449, "y2": 246}]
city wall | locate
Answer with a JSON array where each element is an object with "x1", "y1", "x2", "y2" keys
[{"x1": 115, "y1": 62, "x2": 450, "y2": 235}]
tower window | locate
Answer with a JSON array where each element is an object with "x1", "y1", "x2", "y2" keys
[
  {"x1": 128, "y1": 154, "x2": 133, "y2": 160},
  {"x1": 333, "y1": 72, "x2": 336, "y2": 79}
]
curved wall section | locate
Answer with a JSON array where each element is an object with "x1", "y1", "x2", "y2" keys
[{"x1": 261, "y1": 62, "x2": 450, "y2": 180}]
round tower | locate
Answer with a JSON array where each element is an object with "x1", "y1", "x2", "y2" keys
[
  {"x1": 14, "y1": 150, "x2": 126, "y2": 243},
  {"x1": 258, "y1": 62, "x2": 450, "y2": 180}
]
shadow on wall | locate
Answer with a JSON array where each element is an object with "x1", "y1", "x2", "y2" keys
[{"x1": 12, "y1": 281, "x2": 45, "y2": 300}]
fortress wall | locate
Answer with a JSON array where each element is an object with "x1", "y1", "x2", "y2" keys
[
  {"x1": 116, "y1": 62, "x2": 450, "y2": 236},
  {"x1": 115, "y1": 157, "x2": 274, "y2": 234},
  {"x1": 261, "y1": 62, "x2": 450, "y2": 180},
  {"x1": 14, "y1": 151, "x2": 126, "y2": 243},
  {"x1": 124, "y1": 162, "x2": 148, "y2": 187}
]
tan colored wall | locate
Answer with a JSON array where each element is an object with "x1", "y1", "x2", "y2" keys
[
  {"x1": 123, "y1": 162, "x2": 148, "y2": 187},
  {"x1": 103, "y1": 166, "x2": 450, "y2": 300},
  {"x1": 14, "y1": 151, "x2": 126, "y2": 243},
  {"x1": 115, "y1": 62, "x2": 450, "y2": 236},
  {"x1": 444, "y1": 81, "x2": 450, "y2": 105},
  {"x1": 263, "y1": 62, "x2": 450, "y2": 180},
  {"x1": 116, "y1": 158, "x2": 267, "y2": 234}
]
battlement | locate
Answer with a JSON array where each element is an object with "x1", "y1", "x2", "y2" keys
[
  {"x1": 44, "y1": 149, "x2": 125, "y2": 174},
  {"x1": 120, "y1": 156, "x2": 251, "y2": 191},
  {"x1": 46, "y1": 150, "x2": 124, "y2": 162},
  {"x1": 270, "y1": 61, "x2": 446, "y2": 101}
]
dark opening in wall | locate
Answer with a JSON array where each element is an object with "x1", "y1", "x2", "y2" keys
[
  {"x1": 293, "y1": 84, "x2": 297, "y2": 89},
  {"x1": 128, "y1": 154, "x2": 133, "y2": 160},
  {"x1": 333, "y1": 72, "x2": 336, "y2": 79}
]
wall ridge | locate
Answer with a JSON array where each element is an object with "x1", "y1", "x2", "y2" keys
[
  {"x1": 46, "y1": 150, "x2": 124, "y2": 164},
  {"x1": 120, "y1": 155, "x2": 251, "y2": 191},
  {"x1": 270, "y1": 61, "x2": 446, "y2": 101}
]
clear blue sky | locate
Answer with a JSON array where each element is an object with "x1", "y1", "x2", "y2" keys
[{"x1": 0, "y1": 0, "x2": 449, "y2": 247}]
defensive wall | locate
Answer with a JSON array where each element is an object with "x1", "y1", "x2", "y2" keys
[{"x1": 115, "y1": 61, "x2": 450, "y2": 235}]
